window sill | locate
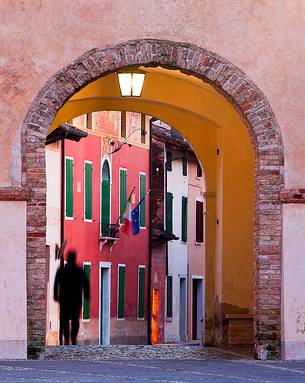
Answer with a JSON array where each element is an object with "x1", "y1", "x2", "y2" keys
[{"x1": 166, "y1": 317, "x2": 173, "y2": 322}]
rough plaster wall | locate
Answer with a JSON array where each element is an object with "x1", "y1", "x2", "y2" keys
[
  {"x1": 0, "y1": 202, "x2": 27, "y2": 359},
  {"x1": 282, "y1": 204, "x2": 305, "y2": 359},
  {"x1": 0, "y1": 0, "x2": 304, "y2": 186}
]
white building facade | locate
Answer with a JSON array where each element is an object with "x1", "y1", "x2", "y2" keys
[{"x1": 162, "y1": 128, "x2": 206, "y2": 343}]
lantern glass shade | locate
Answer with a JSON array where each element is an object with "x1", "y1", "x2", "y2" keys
[{"x1": 118, "y1": 72, "x2": 145, "y2": 97}]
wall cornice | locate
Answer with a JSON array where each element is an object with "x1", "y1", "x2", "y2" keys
[
  {"x1": 0, "y1": 187, "x2": 31, "y2": 201},
  {"x1": 280, "y1": 188, "x2": 305, "y2": 204}
]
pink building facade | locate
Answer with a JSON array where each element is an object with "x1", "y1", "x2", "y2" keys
[{"x1": 46, "y1": 111, "x2": 150, "y2": 345}]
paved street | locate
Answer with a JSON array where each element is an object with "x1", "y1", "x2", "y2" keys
[
  {"x1": 2, "y1": 358, "x2": 305, "y2": 383},
  {"x1": 1, "y1": 346, "x2": 305, "y2": 382}
]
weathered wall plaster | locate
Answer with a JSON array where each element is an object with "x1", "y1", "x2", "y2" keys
[
  {"x1": 0, "y1": 202, "x2": 27, "y2": 359},
  {"x1": 282, "y1": 204, "x2": 305, "y2": 360},
  {"x1": 0, "y1": 0, "x2": 304, "y2": 187}
]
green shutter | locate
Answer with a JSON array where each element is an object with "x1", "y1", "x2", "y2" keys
[
  {"x1": 166, "y1": 275, "x2": 173, "y2": 318},
  {"x1": 65, "y1": 158, "x2": 73, "y2": 218},
  {"x1": 118, "y1": 265, "x2": 126, "y2": 319},
  {"x1": 138, "y1": 267, "x2": 145, "y2": 319},
  {"x1": 120, "y1": 169, "x2": 127, "y2": 224},
  {"x1": 101, "y1": 179, "x2": 110, "y2": 236},
  {"x1": 83, "y1": 264, "x2": 91, "y2": 320},
  {"x1": 166, "y1": 192, "x2": 173, "y2": 234},
  {"x1": 181, "y1": 196, "x2": 188, "y2": 242},
  {"x1": 140, "y1": 174, "x2": 146, "y2": 227},
  {"x1": 85, "y1": 162, "x2": 92, "y2": 220}
]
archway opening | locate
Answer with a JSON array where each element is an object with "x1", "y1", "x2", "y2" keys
[
  {"x1": 45, "y1": 67, "x2": 254, "y2": 351},
  {"x1": 23, "y1": 40, "x2": 283, "y2": 360}
]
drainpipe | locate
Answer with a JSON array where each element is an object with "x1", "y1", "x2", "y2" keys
[
  {"x1": 147, "y1": 119, "x2": 153, "y2": 345},
  {"x1": 60, "y1": 138, "x2": 65, "y2": 269}
]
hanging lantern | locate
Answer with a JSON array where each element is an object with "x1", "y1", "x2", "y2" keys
[{"x1": 117, "y1": 70, "x2": 146, "y2": 97}]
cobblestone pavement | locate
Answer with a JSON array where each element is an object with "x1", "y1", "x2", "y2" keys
[{"x1": 39, "y1": 344, "x2": 251, "y2": 361}]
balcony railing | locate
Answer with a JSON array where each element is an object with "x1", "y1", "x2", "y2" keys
[{"x1": 100, "y1": 223, "x2": 120, "y2": 240}]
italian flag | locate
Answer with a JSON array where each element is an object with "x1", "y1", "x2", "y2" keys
[{"x1": 122, "y1": 195, "x2": 132, "y2": 235}]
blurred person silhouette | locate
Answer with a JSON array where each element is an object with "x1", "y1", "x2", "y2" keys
[{"x1": 54, "y1": 249, "x2": 89, "y2": 345}]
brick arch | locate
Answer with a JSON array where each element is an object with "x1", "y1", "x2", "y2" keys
[{"x1": 21, "y1": 39, "x2": 284, "y2": 359}]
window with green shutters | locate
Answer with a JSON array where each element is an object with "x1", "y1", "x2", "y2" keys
[
  {"x1": 83, "y1": 264, "x2": 91, "y2": 320},
  {"x1": 138, "y1": 266, "x2": 145, "y2": 319},
  {"x1": 101, "y1": 160, "x2": 111, "y2": 236},
  {"x1": 181, "y1": 196, "x2": 188, "y2": 242},
  {"x1": 139, "y1": 173, "x2": 146, "y2": 227},
  {"x1": 84, "y1": 161, "x2": 92, "y2": 221},
  {"x1": 166, "y1": 275, "x2": 173, "y2": 318},
  {"x1": 65, "y1": 157, "x2": 73, "y2": 218},
  {"x1": 196, "y1": 200, "x2": 204, "y2": 243},
  {"x1": 118, "y1": 265, "x2": 126, "y2": 319},
  {"x1": 120, "y1": 169, "x2": 127, "y2": 224},
  {"x1": 166, "y1": 192, "x2": 173, "y2": 234}
]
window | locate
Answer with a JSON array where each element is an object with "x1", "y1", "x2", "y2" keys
[
  {"x1": 141, "y1": 114, "x2": 146, "y2": 144},
  {"x1": 118, "y1": 265, "x2": 126, "y2": 319},
  {"x1": 166, "y1": 275, "x2": 173, "y2": 318},
  {"x1": 84, "y1": 161, "x2": 92, "y2": 221},
  {"x1": 182, "y1": 156, "x2": 187, "y2": 176},
  {"x1": 139, "y1": 173, "x2": 146, "y2": 227},
  {"x1": 181, "y1": 196, "x2": 188, "y2": 242},
  {"x1": 101, "y1": 160, "x2": 111, "y2": 236},
  {"x1": 86, "y1": 113, "x2": 92, "y2": 130},
  {"x1": 196, "y1": 160, "x2": 202, "y2": 178},
  {"x1": 120, "y1": 111, "x2": 126, "y2": 138},
  {"x1": 65, "y1": 157, "x2": 73, "y2": 218},
  {"x1": 83, "y1": 263, "x2": 91, "y2": 320},
  {"x1": 119, "y1": 169, "x2": 127, "y2": 224},
  {"x1": 166, "y1": 192, "x2": 173, "y2": 234},
  {"x1": 196, "y1": 200, "x2": 204, "y2": 243},
  {"x1": 166, "y1": 151, "x2": 172, "y2": 171},
  {"x1": 138, "y1": 266, "x2": 145, "y2": 319}
]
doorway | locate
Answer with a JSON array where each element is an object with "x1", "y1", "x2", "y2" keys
[
  {"x1": 179, "y1": 277, "x2": 187, "y2": 341},
  {"x1": 192, "y1": 277, "x2": 204, "y2": 341},
  {"x1": 99, "y1": 262, "x2": 111, "y2": 345}
]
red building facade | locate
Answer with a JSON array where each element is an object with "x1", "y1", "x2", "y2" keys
[{"x1": 63, "y1": 111, "x2": 150, "y2": 344}]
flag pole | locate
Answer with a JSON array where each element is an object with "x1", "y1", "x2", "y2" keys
[
  {"x1": 131, "y1": 189, "x2": 151, "y2": 212},
  {"x1": 115, "y1": 185, "x2": 136, "y2": 226}
]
